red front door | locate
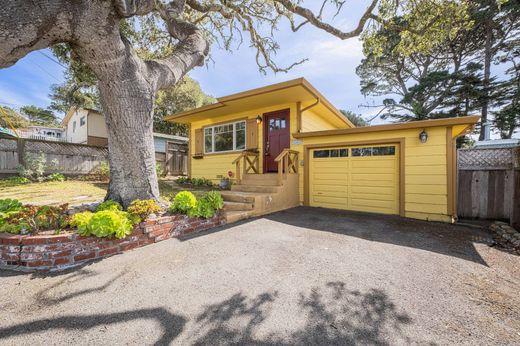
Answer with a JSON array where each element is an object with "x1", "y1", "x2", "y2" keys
[{"x1": 263, "y1": 109, "x2": 290, "y2": 173}]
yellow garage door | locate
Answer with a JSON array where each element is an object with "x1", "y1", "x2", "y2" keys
[{"x1": 309, "y1": 144, "x2": 400, "y2": 215}]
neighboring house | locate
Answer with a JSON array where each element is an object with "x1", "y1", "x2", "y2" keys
[
  {"x1": 165, "y1": 78, "x2": 479, "y2": 223},
  {"x1": 62, "y1": 108, "x2": 108, "y2": 146},
  {"x1": 63, "y1": 108, "x2": 188, "y2": 175},
  {"x1": 17, "y1": 126, "x2": 66, "y2": 142}
]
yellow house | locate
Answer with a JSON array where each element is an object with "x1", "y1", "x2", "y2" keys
[{"x1": 165, "y1": 78, "x2": 479, "y2": 223}]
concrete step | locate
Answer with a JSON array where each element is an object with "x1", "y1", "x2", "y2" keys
[
  {"x1": 220, "y1": 191, "x2": 260, "y2": 203},
  {"x1": 231, "y1": 184, "x2": 281, "y2": 193},
  {"x1": 241, "y1": 173, "x2": 279, "y2": 186},
  {"x1": 223, "y1": 201, "x2": 254, "y2": 211},
  {"x1": 224, "y1": 210, "x2": 255, "y2": 223}
]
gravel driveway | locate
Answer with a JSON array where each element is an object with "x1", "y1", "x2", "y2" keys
[{"x1": 1, "y1": 207, "x2": 519, "y2": 345}]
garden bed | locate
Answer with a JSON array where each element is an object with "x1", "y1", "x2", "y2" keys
[{"x1": 0, "y1": 213, "x2": 225, "y2": 271}]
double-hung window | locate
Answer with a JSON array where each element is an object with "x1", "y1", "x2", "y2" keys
[{"x1": 204, "y1": 120, "x2": 246, "y2": 154}]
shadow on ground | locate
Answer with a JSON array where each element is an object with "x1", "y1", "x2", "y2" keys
[
  {"x1": 0, "y1": 282, "x2": 428, "y2": 345},
  {"x1": 265, "y1": 207, "x2": 491, "y2": 266},
  {"x1": 182, "y1": 207, "x2": 490, "y2": 266},
  {"x1": 189, "y1": 281, "x2": 423, "y2": 345},
  {"x1": 0, "y1": 307, "x2": 186, "y2": 345}
]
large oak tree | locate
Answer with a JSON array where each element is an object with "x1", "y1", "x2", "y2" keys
[{"x1": 0, "y1": 0, "x2": 453, "y2": 206}]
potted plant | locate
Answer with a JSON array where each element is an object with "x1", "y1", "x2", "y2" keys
[{"x1": 219, "y1": 171, "x2": 233, "y2": 190}]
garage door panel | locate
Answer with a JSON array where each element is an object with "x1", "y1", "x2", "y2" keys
[
  {"x1": 351, "y1": 160, "x2": 396, "y2": 169},
  {"x1": 351, "y1": 185, "x2": 395, "y2": 195},
  {"x1": 314, "y1": 184, "x2": 348, "y2": 193},
  {"x1": 312, "y1": 160, "x2": 348, "y2": 168},
  {"x1": 351, "y1": 173, "x2": 395, "y2": 182},
  {"x1": 312, "y1": 195, "x2": 348, "y2": 205},
  {"x1": 310, "y1": 145, "x2": 399, "y2": 215},
  {"x1": 351, "y1": 198, "x2": 396, "y2": 210},
  {"x1": 351, "y1": 193, "x2": 395, "y2": 203}
]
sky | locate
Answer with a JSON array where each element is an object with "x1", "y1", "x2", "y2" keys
[
  {"x1": 0, "y1": 1, "x2": 515, "y2": 139},
  {"x1": 0, "y1": 2, "x2": 383, "y2": 122}
]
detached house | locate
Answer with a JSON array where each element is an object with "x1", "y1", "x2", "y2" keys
[
  {"x1": 63, "y1": 108, "x2": 189, "y2": 175},
  {"x1": 165, "y1": 78, "x2": 479, "y2": 223}
]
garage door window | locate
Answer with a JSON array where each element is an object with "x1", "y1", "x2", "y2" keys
[
  {"x1": 352, "y1": 146, "x2": 395, "y2": 157},
  {"x1": 313, "y1": 148, "x2": 348, "y2": 158}
]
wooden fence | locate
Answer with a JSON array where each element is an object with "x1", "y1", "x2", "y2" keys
[
  {"x1": 0, "y1": 137, "x2": 188, "y2": 177},
  {"x1": 0, "y1": 137, "x2": 108, "y2": 176},
  {"x1": 457, "y1": 146, "x2": 520, "y2": 228}
]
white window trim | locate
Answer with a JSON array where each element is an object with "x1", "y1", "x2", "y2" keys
[{"x1": 204, "y1": 120, "x2": 246, "y2": 154}]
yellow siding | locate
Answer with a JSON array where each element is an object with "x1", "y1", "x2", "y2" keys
[
  {"x1": 297, "y1": 126, "x2": 452, "y2": 222},
  {"x1": 189, "y1": 103, "x2": 297, "y2": 182},
  {"x1": 301, "y1": 108, "x2": 340, "y2": 132}
]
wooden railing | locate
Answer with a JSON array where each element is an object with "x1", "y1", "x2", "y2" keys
[
  {"x1": 274, "y1": 149, "x2": 299, "y2": 186},
  {"x1": 232, "y1": 151, "x2": 259, "y2": 184}
]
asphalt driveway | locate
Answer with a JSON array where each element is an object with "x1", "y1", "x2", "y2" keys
[{"x1": 1, "y1": 207, "x2": 519, "y2": 345}]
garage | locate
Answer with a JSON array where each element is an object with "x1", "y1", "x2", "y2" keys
[{"x1": 309, "y1": 143, "x2": 400, "y2": 215}]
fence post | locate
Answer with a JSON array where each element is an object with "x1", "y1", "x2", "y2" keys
[{"x1": 17, "y1": 138, "x2": 26, "y2": 168}]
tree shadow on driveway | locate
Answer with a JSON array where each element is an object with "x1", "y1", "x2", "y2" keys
[
  {"x1": 264, "y1": 207, "x2": 490, "y2": 266},
  {"x1": 0, "y1": 307, "x2": 186, "y2": 345},
  {"x1": 191, "y1": 281, "x2": 426, "y2": 345}
]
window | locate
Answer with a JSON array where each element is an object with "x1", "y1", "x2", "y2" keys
[
  {"x1": 73, "y1": 121, "x2": 76, "y2": 133},
  {"x1": 204, "y1": 120, "x2": 246, "y2": 153},
  {"x1": 269, "y1": 117, "x2": 287, "y2": 131},
  {"x1": 373, "y1": 146, "x2": 395, "y2": 156},
  {"x1": 80, "y1": 116, "x2": 86, "y2": 126},
  {"x1": 352, "y1": 146, "x2": 395, "y2": 157},
  {"x1": 313, "y1": 148, "x2": 348, "y2": 158}
]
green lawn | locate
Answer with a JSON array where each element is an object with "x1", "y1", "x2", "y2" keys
[{"x1": 0, "y1": 179, "x2": 213, "y2": 206}]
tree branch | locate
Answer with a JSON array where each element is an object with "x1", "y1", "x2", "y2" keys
[
  {"x1": 274, "y1": 0, "x2": 379, "y2": 39},
  {"x1": 146, "y1": 0, "x2": 209, "y2": 90}
]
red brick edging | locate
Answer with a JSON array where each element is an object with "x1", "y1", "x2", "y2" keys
[{"x1": 0, "y1": 213, "x2": 225, "y2": 271}]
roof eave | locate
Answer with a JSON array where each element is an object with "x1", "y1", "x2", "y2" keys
[{"x1": 292, "y1": 115, "x2": 481, "y2": 138}]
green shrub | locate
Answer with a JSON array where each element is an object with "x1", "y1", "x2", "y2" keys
[
  {"x1": 17, "y1": 151, "x2": 58, "y2": 182},
  {"x1": 190, "y1": 178, "x2": 204, "y2": 186},
  {"x1": 0, "y1": 176, "x2": 30, "y2": 188},
  {"x1": 1, "y1": 203, "x2": 70, "y2": 234},
  {"x1": 187, "y1": 197, "x2": 216, "y2": 219},
  {"x1": 170, "y1": 191, "x2": 197, "y2": 213},
  {"x1": 127, "y1": 199, "x2": 162, "y2": 221},
  {"x1": 72, "y1": 210, "x2": 137, "y2": 239},
  {"x1": 176, "y1": 176, "x2": 190, "y2": 184},
  {"x1": 47, "y1": 173, "x2": 65, "y2": 182},
  {"x1": 88, "y1": 162, "x2": 110, "y2": 181},
  {"x1": 96, "y1": 200, "x2": 122, "y2": 212},
  {"x1": 72, "y1": 211, "x2": 93, "y2": 236},
  {"x1": 0, "y1": 222, "x2": 25, "y2": 234},
  {"x1": 0, "y1": 198, "x2": 23, "y2": 225},
  {"x1": 206, "y1": 191, "x2": 224, "y2": 210},
  {"x1": 156, "y1": 162, "x2": 164, "y2": 178}
]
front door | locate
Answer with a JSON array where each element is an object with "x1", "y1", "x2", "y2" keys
[{"x1": 263, "y1": 109, "x2": 290, "y2": 172}]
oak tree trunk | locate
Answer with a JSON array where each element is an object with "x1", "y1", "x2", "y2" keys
[{"x1": 98, "y1": 80, "x2": 160, "y2": 206}]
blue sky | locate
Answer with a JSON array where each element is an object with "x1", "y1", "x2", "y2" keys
[{"x1": 0, "y1": 2, "x2": 382, "y2": 121}]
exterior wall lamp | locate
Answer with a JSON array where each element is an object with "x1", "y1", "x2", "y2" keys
[
  {"x1": 419, "y1": 129, "x2": 428, "y2": 143},
  {"x1": 256, "y1": 115, "x2": 262, "y2": 124}
]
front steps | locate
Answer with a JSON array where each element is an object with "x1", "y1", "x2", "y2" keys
[{"x1": 221, "y1": 173, "x2": 299, "y2": 223}]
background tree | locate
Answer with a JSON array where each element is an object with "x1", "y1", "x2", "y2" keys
[
  {"x1": 0, "y1": 106, "x2": 30, "y2": 129},
  {"x1": 154, "y1": 77, "x2": 215, "y2": 136},
  {"x1": 339, "y1": 110, "x2": 368, "y2": 127},
  {"x1": 493, "y1": 40, "x2": 520, "y2": 138},
  {"x1": 357, "y1": 0, "x2": 519, "y2": 139},
  {"x1": 0, "y1": 0, "x2": 470, "y2": 206},
  {"x1": 20, "y1": 105, "x2": 60, "y2": 127}
]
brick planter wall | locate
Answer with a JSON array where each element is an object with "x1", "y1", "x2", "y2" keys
[{"x1": 0, "y1": 213, "x2": 224, "y2": 271}]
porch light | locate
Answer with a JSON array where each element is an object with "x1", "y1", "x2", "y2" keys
[
  {"x1": 419, "y1": 129, "x2": 428, "y2": 143},
  {"x1": 256, "y1": 115, "x2": 262, "y2": 124}
]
